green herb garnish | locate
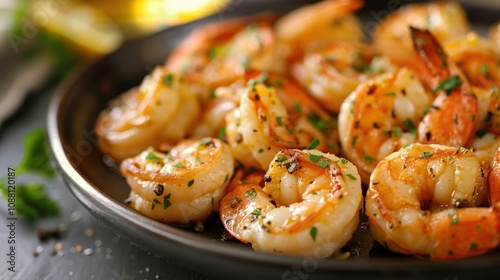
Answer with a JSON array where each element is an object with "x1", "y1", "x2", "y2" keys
[
  {"x1": 245, "y1": 188, "x2": 257, "y2": 198},
  {"x1": 402, "y1": 119, "x2": 417, "y2": 134},
  {"x1": 276, "y1": 155, "x2": 287, "y2": 162},
  {"x1": 218, "y1": 126, "x2": 226, "y2": 139},
  {"x1": 251, "y1": 208, "x2": 262, "y2": 217},
  {"x1": 146, "y1": 152, "x2": 162, "y2": 160},
  {"x1": 317, "y1": 161, "x2": 329, "y2": 169},
  {"x1": 308, "y1": 154, "x2": 323, "y2": 163},
  {"x1": 310, "y1": 226, "x2": 318, "y2": 241},
  {"x1": 163, "y1": 194, "x2": 172, "y2": 210},
  {"x1": 435, "y1": 75, "x2": 462, "y2": 95},
  {"x1": 163, "y1": 73, "x2": 174, "y2": 87},
  {"x1": 0, "y1": 129, "x2": 59, "y2": 221},
  {"x1": 346, "y1": 174, "x2": 357, "y2": 181},
  {"x1": 421, "y1": 151, "x2": 434, "y2": 158},
  {"x1": 307, "y1": 138, "x2": 320, "y2": 150}
]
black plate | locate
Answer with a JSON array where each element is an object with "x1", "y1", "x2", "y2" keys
[{"x1": 47, "y1": 1, "x2": 500, "y2": 279}]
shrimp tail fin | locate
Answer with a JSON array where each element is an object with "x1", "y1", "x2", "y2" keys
[
  {"x1": 410, "y1": 27, "x2": 472, "y2": 93},
  {"x1": 411, "y1": 27, "x2": 477, "y2": 147}
]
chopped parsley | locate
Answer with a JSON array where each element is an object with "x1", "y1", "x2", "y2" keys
[
  {"x1": 364, "y1": 154, "x2": 376, "y2": 163},
  {"x1": 307, "y1": 112, "x2": 335, "y2": 132},
  {"x1": 307, "y1": 138, "x2": 320, "y2": 150},
  {"x1": 310, "y1": 226, "x2": 318, "y2": 241},
  {"x1": 163, "y1": 73, "x2": 174, "y2": 87},
  {"x1": 187, "y1": 179, "x2": 195, "y2": 187},
  {"x1": 317, "y1": 161, "x2": 329, "y2": 169},
  {"x1": 421, "y1": 151, "x2": 434, "y2": 158},
  {"x1": 276, "y1": 155, "x2": 287, "y2": 162},
  {"x1": 308, "y1": 154, "x2": 323, "y2": 163},
  {"x1": 199, "y1": 137, "x2": 212, "y2": 147},
  {"x1": 218, "y1": 126, "x2": 226, "y2": 139},
  {"x1": 163, "y1": 194, "x2": 172, "y2": 210},
  {"x1": 392, "y1": 126, "x2": 403, "y2": 138},
  {"x1": 346, "y1": 174, "x2": 357, "y2": 181},
  {"x1": 245, "y1": 188, "x2": 257, "y2": 198},
  {"x1": 251, "y1": 208, "x2": 262, "y2": 217},
  {"x1": 208, "y1": 90, "x2": 217, "y2": 100},
  {"x1": 295, "y1": 103, "x2": 302, "y2": 113},
  {"x1": 435, "y1": 75, "x2": 462, "y2": 95},
  {"x1": 402, "y1": 119, "x2": 417, "y2": 134},
  {"x1": 146, "y1": 152, "x2": 162, "y2": 160},
  {"x1": 173, "y1": 163, "x2": 185, "y2": 168},
  {"x1": 351, "y1": 135, "x2": 359, "y2": 147}
]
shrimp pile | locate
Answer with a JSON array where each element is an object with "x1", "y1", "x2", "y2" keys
[{"x1": 94, "y1": 0, "x2": 500, "y2": 260}]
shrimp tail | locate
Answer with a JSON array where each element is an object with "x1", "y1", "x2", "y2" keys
[
  {"x1": 410, "y1": 27, "x2": 469, "y2": 91},
  {"x1": 410, "y1": 27, "x2": 478, "y2": 147}
]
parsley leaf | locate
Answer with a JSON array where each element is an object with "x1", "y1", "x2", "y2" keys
[
  {"x1": 435, "y1": 76, "x2": 462, "y2": 95},
  {"x1": 0, "y1": 129, "x2": 60, "y2": 221}
]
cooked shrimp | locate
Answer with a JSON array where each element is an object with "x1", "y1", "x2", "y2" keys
[
  {"x1": 165, "y1": 14, "x2": 281, "y2": 95},
  {"x1": 467, "y1": 86, "x2": 500, "y2": 178},
  {"x1": 411, "y1": 27, "x2": 478, "y2": 147},
  {"x1": 190, "y1": 86, "x2": 241, "y2": 137},
  {"x1": 292, "y1": 41, "x2": 397, "y2": 113},
  {"x1": 226, "y1": 73, "x2": 340, "y2": 170},
  {"x1": 365, "y1": 143, "x2": 499, "y2": 260},
  {"x1": 444, "y1": 32, "x2": 500, "y2": 89},
  {"x1": 469, "y1": 131, "x2": 500, "y2": 175},
  {"x1": 95, "y1": 67, "x2": 200, "y2": 161},
  {"x1": 488, "y1": 146, "x2": 500, "y2": 205},
  {"x1": 120, "y1": 138, "x2": 234, "y2": 226},
  {"x1": 220, "y1": 149, "x2": 362, "y2": 256},
  {"x1": 338, "y1": 67, "x2": 432, "y2": 184},
  {"x1": 275, "y1": 0, "x2": 364, "y2": 62},
  {"x1": 372, "y1": 1, "x2": 469, "y2": 68}
]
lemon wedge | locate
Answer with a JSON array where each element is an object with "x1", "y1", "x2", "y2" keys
[
  {"x1": 30, "y1": 0, "x2": 122, "y2": 59},
  {"x1": 85, "y1": 0, "x2": 230, "y2": 35}
]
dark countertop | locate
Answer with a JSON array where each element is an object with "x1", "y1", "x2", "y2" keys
[{"x1": 0, "y1": 85, "x2": 213, "y2": 280}]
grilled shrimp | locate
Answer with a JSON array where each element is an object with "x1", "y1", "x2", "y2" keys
[
  {"x1": 444, "y1": 32, "x2": 500, "y2": 90},
  {"x1": 468, "y1": 85, "x2": 500, "y2": 177},
  {"x1": 96, "y1": 67, "x2": 200, "y2": 161},
  {"x1": 165, "y1": 14, "x2": 281, "y2": 95},
  {"x1": 225, "y1": 73, "x2": 340, "y2": 170},
  {"x1": 190, "y1": 86, "x2": 241, "y2": 137},
  {"x1": 292, "y1": 42, "x2": 397, "y2": 113},
  {"x1": 275, "y1": 0, "x2": 364, "y2": 62},
  {"x1": 365, "y1": 143, "x2": 500, "y2": 260},
  {"x1": 120, "y1": 138, "x2": 234, "y2": 226},
  {"x1": 411, "y1": 27, "x2": 478, "y2": 148},
  {"x1": 372, "y1": 1, "x2": 469, "y2": 68},
  {"x1": 220, "y1": 149, "x2": 362, "y2": 256},
  {"x1": 338, "y1": 67, "x2": 432, "y2": 184}
]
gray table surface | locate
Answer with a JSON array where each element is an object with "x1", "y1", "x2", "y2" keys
[{"x1": 0, "y1": 85, "x2": 213, "y2": 280}]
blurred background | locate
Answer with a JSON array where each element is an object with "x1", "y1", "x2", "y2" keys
[{"x1": 0, "y1": 0, "x2": 231, "y2": 126}]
